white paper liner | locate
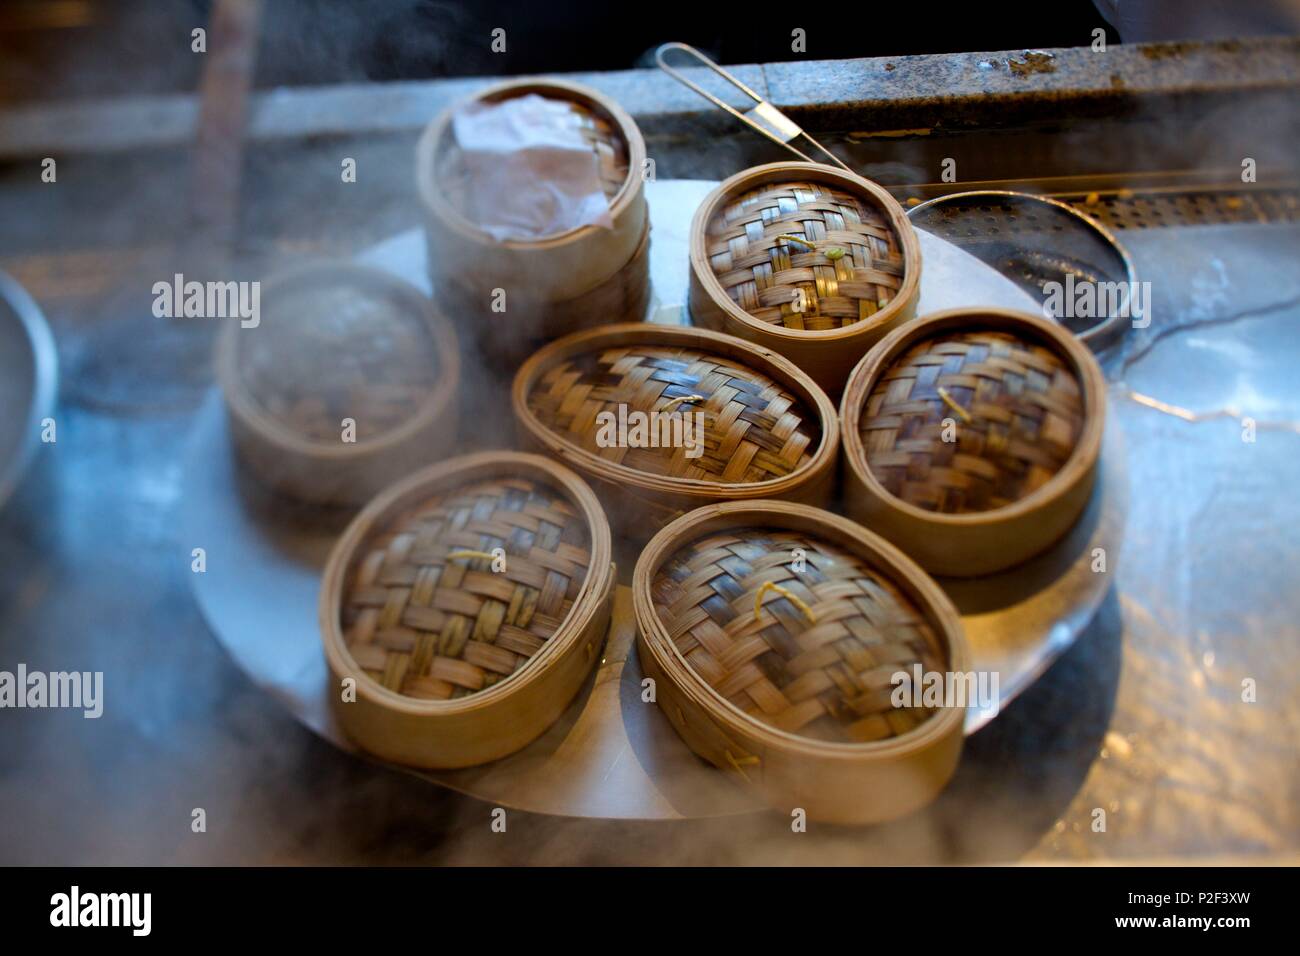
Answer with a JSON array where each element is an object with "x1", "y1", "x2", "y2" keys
[{"x1": 449, "y1": 93, "x2": 615, "y2": 241}]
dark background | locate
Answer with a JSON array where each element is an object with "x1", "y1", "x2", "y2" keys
[{"x1": 1, "y1": 0, "x2": 1121, "y2": 103}]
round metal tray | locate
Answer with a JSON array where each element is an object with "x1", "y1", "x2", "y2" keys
[
  {"x1": 0, "y1": 270, "x2": 58, "y2": 511},
  {"x1": 183, "y1": 180, "x2": 1125, "y2": 820},
  {"x1": 907, "y1": 190, "x2": 1138, "y2": 351}
]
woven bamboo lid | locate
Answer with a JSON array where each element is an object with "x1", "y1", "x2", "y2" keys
[
  {"x1": 860, "y1": 328, "x2": 1085, "y2": 514},
  {"x1": 689, "y1": 164, "x2": 921, "y2": 398},
  {"x1": 337, "y1": 472, "x2": 594, "y2": 701},
  {"x1": 651, "y1": 525, "x2": 949, "y2": 744},
  {"x1": 223, "y1": 263, "x2": 452, "y2": 449},
  {"x1": 702, "y1": 173, "x2": 910, "y2": 331},
  {"x1": 320, "y1": 452, "x2": 614, "y2": 769},
  {"x1": 514, "y1": 324, "x2": 838, "y2": 505},
  {"x1": 840, "y1": 308, "x2": 1106, "y2": 577},
  {"x1": 633, "y1": 500, "x2": 968, "y2": 823},
  {"x1": 525, "y1": 339, "x2": 819, "y2": 484}
]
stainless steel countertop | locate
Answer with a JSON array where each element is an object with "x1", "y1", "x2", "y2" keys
[{"x1": 0, "y1": 214, "x2": 1296, "y2": 863}]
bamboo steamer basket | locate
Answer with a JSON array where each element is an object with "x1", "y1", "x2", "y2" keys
[
  {"x1": 416, "y1": 78, "x2": 650, "y2": 364},
  {"x1": 319, "y1": 452, "x2": 615, "y2": 769},
  {"x1": 841, "y1": 307, "x2": 1106, "y2": 577},
  {"x1": 512, "y1": 322, "x2": 839, "y2": 540},
  {"x1": 217, "y1": 261, "x2": 459, "y2": 506},
  {"x1": 689, "y1": 162, "x2": 921, "y2": 397},
  {"x1": 634, "y1": 500, "x2": 969, "y2": 824}
]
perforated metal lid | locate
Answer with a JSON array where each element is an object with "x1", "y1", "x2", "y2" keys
[{"x1": 908, "y1": 191, "x2": 1136, "y2": 349}]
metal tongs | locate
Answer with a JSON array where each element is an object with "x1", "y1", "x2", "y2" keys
[{"x1": 654, "y1": 42, "x2": 852, "y2": 172}]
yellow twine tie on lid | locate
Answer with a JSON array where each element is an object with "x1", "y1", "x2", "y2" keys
[
  {"x1": 774, "y1": 233, "x2": 845, "y2": 260},
  {"x1": 660, "y1": 393, "x2": 705, "y2": 413},
  {"x1": 753, "y1": 580, "x2": 817, "y2": 624},
  {"x1": 446, "y1": 550, "x2": 498, "y2": 562},
  {"x1": 937, "y1": 386, "x2": 973, "y2": 424}
]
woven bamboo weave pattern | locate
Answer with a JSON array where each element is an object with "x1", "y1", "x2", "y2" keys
[
  {"x1": 570, "y1": 100, "x2": 630, "y2": 200},
  {"x1": 527, "y1": 344, "x2": 820, "y2": 483},
  {"x1": 653, "y1": 528, "x2": 945, "y2": 743},
  {"x1": 339, "y1": 477, "x2": 592, "y2": 699},
  {"x1": 705, "y1": 180, "x2": 904, "y2": 330},
  {"x1": 860, "y1": 330, "x2": 1084, "y2": 513}
]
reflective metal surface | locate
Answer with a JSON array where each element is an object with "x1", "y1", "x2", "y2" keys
[
  {"x1": 0, "y1": 192, "x2": 1294, "y2": 862},
  {"x1": 178, "y1": 180, "x2": 1119, "y2": 820},
  {"x1": 182, "y1": 401, "x2": 1123, "y2": 818},
  {"x1": 0, "y1": 270, "x2": 58, "y2": 511}
]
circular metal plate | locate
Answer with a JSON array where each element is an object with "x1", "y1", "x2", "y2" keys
[
  {"x1": 0, "y1": 270, "x2": 58, "y2": 510},
  {"x1": 183, "y1": 180, "x2": 1125, "y2": 820}
]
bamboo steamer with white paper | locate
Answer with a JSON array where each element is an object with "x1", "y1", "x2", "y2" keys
[{"x1": 416, "y1": 79, "x2": 650, "y2": 365}]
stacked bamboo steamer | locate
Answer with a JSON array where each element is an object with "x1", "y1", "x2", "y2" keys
[
  {"x1": 318, "y1": 452, "x2": 615, "y2": 768},
  {"x1": 634, "y1": 501, "x2": 969, "y2": 824},
  {"x1": 511, "y1": 323, "x2": 840, "y2": 539},
  {"x1": 215, "y1": 80, "x2": 1111, "y2": 823},
  {"x1": 417, "y1": 78, "x2": 650, "y2": 367},
  {"x1": 216, "y1": 262, "x2": 460, "y2": 506},
  {"x1": 620, "y1": 307, "x2": 1105, "y2": 821},
  {"x1": 689, "y1": 162, "x2": 922, "y2": 397},
  {"x1": 840, "y1": 308, "x2": 1106, "y2": 577}
]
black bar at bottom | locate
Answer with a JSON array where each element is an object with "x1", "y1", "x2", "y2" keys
[{"x1": 2, "y1": 865, "x2": 1283, "y2": 941}]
